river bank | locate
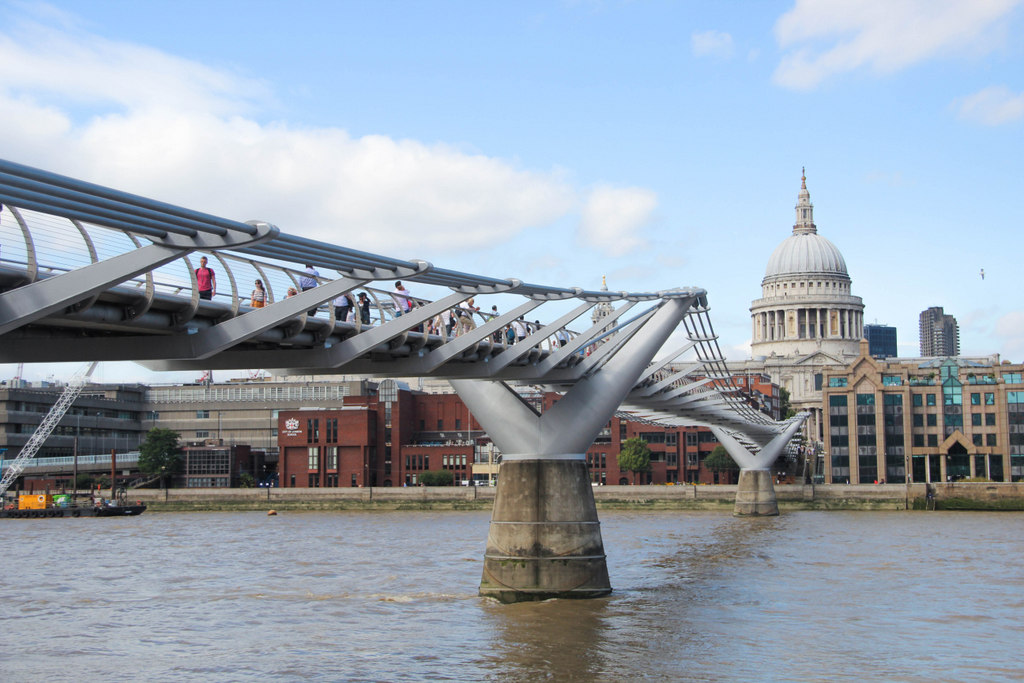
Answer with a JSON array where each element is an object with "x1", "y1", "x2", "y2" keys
[{"x1": 119, "y1": 481, "x2": 1024, "y2": 512}]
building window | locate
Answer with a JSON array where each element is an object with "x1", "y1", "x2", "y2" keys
[
  {"x1": 307, "y1": 418, "x2": 319, "y2": 444},
  {"x1": 1002, "y1": 373, "x2": 1022, "y2": 384},
  {"x1": 971, "y1": 413, "x2": 982, "y2": 427},
  {"x1": 926, "y1": 394, "x2": 936, "y2": 407},
  {"x1": 973, "y1": 434, "x2": 983, "y2": 447},
  {"x1": 987, "y1": 434, "x2": 998, "y2": 447},
  {"x1": 326, "y1": 418, "x2": 338, "y2": 443},
  {"x1": 985, "y1": 393, "x2": 995, "y2": 405},
  {"x1": 326, "y1": 447, "x2": 338, "y2": 470},
  {"x1": 913, "y1": 434, "x2": 924, "y2": 447},
  {"x1": 195, "y1": 431, "x2": 209, "y2": 438},
  {"x1": 828, "y1": 377, "x2": 848, "y2": 387},
  {"x1": 927, "y1": 434, "x2": 938, "y2": 447},
  {"x1": 196, "y1": 410, "x2": 210, "y2": 418},
  {"x1": 437, "y1": 419, "x2": 444, "y2": 430},
  {"x1": 308, "y1": 447, "x2": 319, "y2": 470},
  {"x1": 912, "y1": 394, "x2": 923, "y2": 407},
  {"x1": 913, "y1": 414, "x2": 924, "y2": 427},
  {"x1": 927, "y1": 413, "x2": 937, "y2": 427},
  {"x1": 986, "y1": 413, "x2": 996, "y2": 426},
  {"x1": 971, "y1": 393, "x2": 981, "y2": 405},
  {"x1": 882, "y1": 375, "x2": 901, "y2": 386}
]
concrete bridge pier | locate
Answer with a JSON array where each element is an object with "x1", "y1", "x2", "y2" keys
[
  {"x1": 733, "y1": 468, "x2": 779, "y2": 516},
  {"x1": 711, "y1": 415, "x2": 807, "y2": 518},
  {"x1": 479, "y1": 457, "x2": 610, "y2": 602},
  {"x1": 452, "y1": 296, "x2": 693, "y2": 602}
]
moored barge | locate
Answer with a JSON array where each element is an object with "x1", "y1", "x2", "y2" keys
[{"x1": 1, "y1": 493, "x2": 146, "y2": 518}]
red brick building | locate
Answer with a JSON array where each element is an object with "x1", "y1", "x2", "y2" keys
[{"x1": 276, "y1": 378, "x2": 780, "y2": 488}]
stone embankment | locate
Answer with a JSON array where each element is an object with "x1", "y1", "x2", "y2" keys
[{"x1": 127, "y1": 482, "x2": 1024, "y2": 512}]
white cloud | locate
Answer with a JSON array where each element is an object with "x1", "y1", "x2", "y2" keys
[
  {"x1": 691, "y1": 30, "x2": 734, "y2": 59},
  {"x1": 772, "y1": 0, "x2": 1021, "y2": 90},
  {"x1": 954, "y1": 85, "x2": 1024, "y2": 125},
  {"x1": 577, "y1": 185, "x2": 656, "y2": 256},
  {"x1": 0, "y1": 9, "x2": 650, "y2": 256}
]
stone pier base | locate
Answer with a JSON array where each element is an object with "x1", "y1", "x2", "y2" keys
[
  {"x1": 480, "y1": 458, "x2": 611, "y2": 603},
  {"x1": 734, "y1": 468, "x2": 779, "y2": 517}
]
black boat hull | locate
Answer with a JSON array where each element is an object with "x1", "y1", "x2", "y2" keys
[{"x1": 1, "y1": 505, "x2": 146, "y2": 518}]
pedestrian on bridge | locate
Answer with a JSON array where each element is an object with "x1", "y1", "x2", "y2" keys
[
  {"x1": 392, "y1": 281, "x2": 414, "y2": 316},
  {"x1": 357, "y1": 292, "x2": 371, "y2": 325},
  {"x1": 250, "y1": 279, "x2": 266, "y2": 308},
  {"x1": 195, "y1": 256, "x2": 216, "y2": 300},
  {"x1": 334, "y1": 292, "x2": 354, "y2": 322},
  {"x1": 456, "y1": 298, "x2": 479, "y2": 336},
  {"x1": 300, "y1": 265, "x2": 319, "y2": 315}
]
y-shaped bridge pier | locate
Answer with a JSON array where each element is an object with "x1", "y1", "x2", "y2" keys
[{"x1": 0, "y1": 159, "x2": 805, "y2": 601}]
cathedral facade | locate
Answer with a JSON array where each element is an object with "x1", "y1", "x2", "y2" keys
[{"x1": 735, "y1": 171, "x2": 865, "y2": 447}]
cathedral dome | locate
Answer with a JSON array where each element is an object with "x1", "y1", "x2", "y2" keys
[
  {"x1": 762, "y1": 170, "x2": 849, "y2": 283},
  {"x1": 764, "y1": 232, "x2": 848, "y2": 279}
]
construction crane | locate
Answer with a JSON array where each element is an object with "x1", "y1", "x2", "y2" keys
[{"x1": 0, "y1": 361, "x2": 99, "y2": 497}]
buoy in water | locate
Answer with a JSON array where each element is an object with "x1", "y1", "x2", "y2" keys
[{"x1": 267, "y1": 509, "x2": 277, "y2": 516}]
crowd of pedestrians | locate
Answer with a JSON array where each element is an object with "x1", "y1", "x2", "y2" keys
[{"x1": 194, "y1": 263, "x2": 573, "y2": 348}]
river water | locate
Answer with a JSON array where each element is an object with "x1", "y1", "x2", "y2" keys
[{"x1": 2, "y1": 510, "x2": 1022, "y2": 681}]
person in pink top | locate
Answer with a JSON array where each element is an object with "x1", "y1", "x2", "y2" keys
[{"x1": 196, "y1": 256, "x2": 216, "y2": 300}]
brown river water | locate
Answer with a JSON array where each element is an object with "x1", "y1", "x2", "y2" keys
[{"x1": 1, "y1": 510, "x2": 1022, "y2": 681}]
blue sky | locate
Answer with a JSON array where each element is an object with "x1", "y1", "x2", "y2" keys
[{"x1": 1, "y1": 0, "x2": 1022, "y2": 384}]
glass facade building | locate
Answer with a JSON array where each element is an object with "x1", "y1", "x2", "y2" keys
[{"x1": 823, "y1": 341, "x2": 1022, "y2": 483}]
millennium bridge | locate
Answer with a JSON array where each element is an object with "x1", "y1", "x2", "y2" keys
[{"x1": 0, "y1": 158, "x2": 805, "y2": 602}]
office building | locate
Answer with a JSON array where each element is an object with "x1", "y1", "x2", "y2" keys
[
  {"x1": 864, "y1": 324, "x2": 898, "y2": 359},
  {"x1": 823, "y1": 340, "x2": 1023, "y2": 483}
]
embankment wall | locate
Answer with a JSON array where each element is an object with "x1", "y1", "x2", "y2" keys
[{"x1": 125, "y1": 482, "x2": 1024, "y2": 512}]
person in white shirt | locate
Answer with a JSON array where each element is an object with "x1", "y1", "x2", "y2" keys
[{"x1": 456, "y1": 298, "x2": 479, "y2": 336}]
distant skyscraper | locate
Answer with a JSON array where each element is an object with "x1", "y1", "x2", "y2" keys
[
  {"x1": 864, "y1": 324, "x2": 897, "y2": 359},
  {"x1": 919, "y1": 307, "x2": 960, "y2": 357}
]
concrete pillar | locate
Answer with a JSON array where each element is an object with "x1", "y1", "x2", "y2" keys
[
  {"x1": 479, "y1": 459, "x2": 610, "y2": 602},
  {"x1": 734, "y1": 469, "x2": 779, "y2": 516}
]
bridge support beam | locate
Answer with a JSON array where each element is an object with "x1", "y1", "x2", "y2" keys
[
  {"x1": 453, "y1": 296, "x2": 693, "y2": 602},
  {"x1": 711, "y1": 415, "x2": 807, "y2": 518}
]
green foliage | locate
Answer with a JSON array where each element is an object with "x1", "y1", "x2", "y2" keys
[
  {"x1": 704, "y1": 444, "x2": 738, "y2": 472},
  {"x1": 617, "y1": 437, "x2": 652, "y2": 484},
  {"x1": 779, "y1": 387, "x2": 795, "y2": 420},
  {"x1": 239, "y1": 473, "x2": 256, "y2": 488},
  {"x1": 418, "y1": 470, "x2": 454, "y2": 486},
  {"x1": 138, "y1": 427, "x2": 183, "y2": 486}
]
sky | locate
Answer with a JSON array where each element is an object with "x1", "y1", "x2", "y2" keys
[{"x1": 1, "y1": 0, "x2": 1022, "y2": 385}]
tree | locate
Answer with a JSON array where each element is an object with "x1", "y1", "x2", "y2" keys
[
  {"x1": 779, "y1": 387, "x2": 795, "y2": 420},
  {"x1": 138, "y1": 427, "x2": 183, "y2": 489},
  {"x1": 616, "y1": 437, "x2": 652, "y2": 485},
  {"x1": 704, "y1": 444, "x2": 738, "y2": 484},
  {"x1": 418, "y1": 470, "x2": 454, "y2": 486}
]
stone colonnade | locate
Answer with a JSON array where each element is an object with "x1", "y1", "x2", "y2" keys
[{"x1": 753, "y1": 307, "x2": 863, "y2": 343}]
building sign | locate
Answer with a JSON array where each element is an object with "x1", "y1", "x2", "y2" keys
[{"x1": 283, "y1": 417, "x2": 301, "y2": 437}]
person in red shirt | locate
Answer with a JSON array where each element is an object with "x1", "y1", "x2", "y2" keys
[{"x1": 196, "y1": 256, "x2": 216, "y2": 300}]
